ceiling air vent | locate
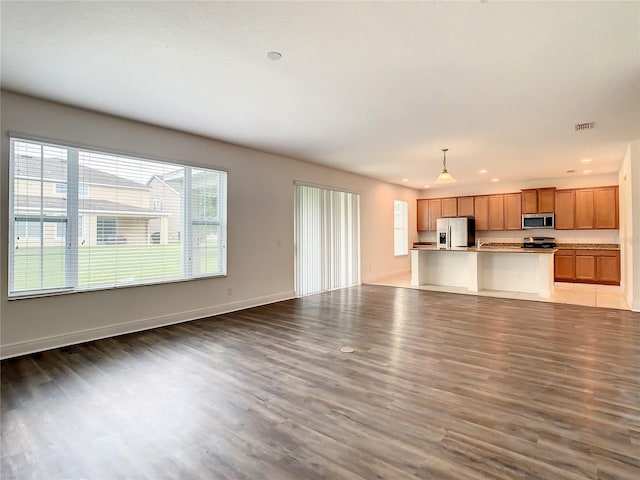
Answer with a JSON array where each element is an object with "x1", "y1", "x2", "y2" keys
[{"x1": 575, "y1": 122, "x2": 595, "y2": 131}]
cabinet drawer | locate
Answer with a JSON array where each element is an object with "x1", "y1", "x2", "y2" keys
[{"x1": 576, "y1": 249, "x2": 618, "y2": 257}]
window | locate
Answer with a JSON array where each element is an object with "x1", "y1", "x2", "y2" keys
[
  {"x1": 9, "y1": 137, "x2": 227, "y2": 298},
  {"x1": 294, "y1": 184, "x2": 360, "y2": 296},
  {"x1": 56, "y1": 216, "x2": 83, "y2": 240},
  {"x1": 151, "y1": 198, "x2": 164, "y2": 212},
  {"x1": 96, "y1": 217, "x2": 117, "y2": 244},
  {"x1": 55, "y1": 182, "x2": 88, "y2": 196},
  {"x1": 15, "y1": 220, "x2": 41, "y2": 239},
  {"x1": 394, "y1": 200, "x2": 408, "y2": 256}
]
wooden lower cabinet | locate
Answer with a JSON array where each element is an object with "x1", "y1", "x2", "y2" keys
[
  {"x1": 575, "y1": 254, "x2": 596, "y2": 282},
  {"x1": 555, "y1": 249, "x2": 620, "y2": 285},
  {"x1": 554, "y1": 250, "x2": 575, "y2": 281},
  {"x1": 595, "y1": 251, "x2": 621, "y2": 284}
]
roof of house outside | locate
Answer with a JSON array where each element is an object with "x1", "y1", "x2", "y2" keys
[
  {"x1": 14, "y1": 195, "x2": 164, "y2": 216},
  {"x1": 14, "y1": 156, "x2": 149, "y2": 189}
]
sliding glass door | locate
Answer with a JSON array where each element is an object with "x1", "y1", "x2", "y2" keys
[{"x1": 294, "y1": 183, "x2": 360, "y2": 296}]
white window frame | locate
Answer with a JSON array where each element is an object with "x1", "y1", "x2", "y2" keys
[
  {"x1": 9, "y1": 136, "x2": 228, "y2": 299},
  {"x1": 394, "y1": 200, "x2": 409, "y2": 256}
]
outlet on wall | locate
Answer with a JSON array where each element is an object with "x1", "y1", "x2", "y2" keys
[{"x1": 227, "y1": 287, "x2": 232, "y2": 296}]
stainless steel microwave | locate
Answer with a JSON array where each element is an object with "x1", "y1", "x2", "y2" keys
[{"x1": 522, "y1": 213, "x2": 554, "y2": 229}]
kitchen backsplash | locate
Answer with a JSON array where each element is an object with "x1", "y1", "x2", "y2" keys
[{"x1": 418, "y1": 229, "x2": 620, "y2": 245}]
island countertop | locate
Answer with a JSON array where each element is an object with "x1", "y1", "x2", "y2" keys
[{"x1": 410, "y1": 247, "x2": 555, "y2": 297}]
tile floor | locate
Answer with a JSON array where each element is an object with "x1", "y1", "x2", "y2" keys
[{"x1": 367, "y1": 272, "x2": 629, "y2": 310}]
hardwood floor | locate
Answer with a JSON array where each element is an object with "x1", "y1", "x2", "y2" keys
[{"x1": 2, "y1": 285, "x2": 639, "y2": 479}]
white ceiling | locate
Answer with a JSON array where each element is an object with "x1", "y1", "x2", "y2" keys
[{"x1": 2, "y1": 1, "x2": 639, "y2": 190}]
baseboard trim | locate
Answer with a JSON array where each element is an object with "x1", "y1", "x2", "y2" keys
[
  {"x1": 631, "y1": 300, "x2": 640, "y2": 312},
  {"x1": 0, "y1": 291, "x2": 296, "y2": 359}
]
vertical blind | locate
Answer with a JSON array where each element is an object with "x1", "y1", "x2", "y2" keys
[
  {"x1": 294, "y1": 184, "x2": 360, "y2": 296},
  {"x1": 9, "y1": 137, "x2": 227, "y2": 298},
  {"x1": 394, "y1": 200, "x2": 409, "y2": 256}
]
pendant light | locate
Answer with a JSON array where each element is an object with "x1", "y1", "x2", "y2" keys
[{"x1": 435, "y1": 148, "x2": 456, "y2": 184}]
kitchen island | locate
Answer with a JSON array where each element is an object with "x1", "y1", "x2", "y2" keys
[{"x1": 410, "y1": 246, "x2": 556, "y2": 298}]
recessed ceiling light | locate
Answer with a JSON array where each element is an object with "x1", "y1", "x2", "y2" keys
[
  {"x1": 266, "y1": 51, "x2": 282, "y2": 60},
  {"x1": 581, "y1": 158, "x2": 592, "y2": 164},
  {"x1": 401, "y1": 178, "x2": 409, "y2": 182},
  {"x1": 583, "y1": 169, "x2": 592, "y2": 174},
  {"x1": 491, "y1": 178, "x2": 499, "y2": 182},
  {"x1": 478, "y1": 169, "x2": 488, "y2": 174},
  {"x1": 423, "y1": 185, "x2": 431, "y2": 188}
]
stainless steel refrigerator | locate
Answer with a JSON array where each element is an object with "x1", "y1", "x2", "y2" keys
[{"x1": 436, "y1": 217, "x2": 476, "y2": 249}]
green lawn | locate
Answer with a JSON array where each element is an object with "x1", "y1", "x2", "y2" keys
[{"x1": 12, "y1": 243, "x2": 220, "y2": 292}]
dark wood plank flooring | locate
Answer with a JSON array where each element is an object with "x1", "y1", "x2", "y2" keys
[{"x1": 2, "y1": 285, "x2": 639, "y2": 479}]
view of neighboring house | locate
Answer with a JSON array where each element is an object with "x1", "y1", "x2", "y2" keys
[
  {"x1": 13, "y1": 155, "x2": 173, "y2": 247},
  {"x1": 147, "y1": 174, "x2": 182, "y2": 244}
]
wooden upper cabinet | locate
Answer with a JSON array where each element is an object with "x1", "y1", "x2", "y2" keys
[
  {"x1": 575, "y1": 189, "x2": 595, "y2": 229},
  {"x1": 457, "y1": 196, "x2": 474, "y2": 217},
  {"x1": 538, "y1": 188, "x2": 555, "y2": 213},
  {"x1": 441, "y1": 198, "x2": 458, "y2": 218},
  {"x1": 417, "y1": 199, "x2": 429, "y2": 231},
  {"x1": 554, "y1": 190, "x2": 575, "y2": 230},
  {"x1": 504, "y1": 193, "x2": 522, "y2": 230},
  {"x1": 521, "y1": 190, "x2": 538, "y2": 214},
  {"x1": 418, "y1": 185, "x2": 618, "y2": 233},
  {"x1": 428, "y1": 198, "x2": 442, "y2": 231},
  {"x1": 594, "y1": 187, "x2": 618, "y2": 229},
  {"x1": 488, "y1": 195, "x2": 505, "y2": 230},
  {"x1": 522, "y1": 187, "x2": 555, "y2": 213},
  {"x1": 474, "y1": 196, "x2": 489, "y2": 231}
]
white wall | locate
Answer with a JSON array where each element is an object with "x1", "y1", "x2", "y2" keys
[
  {"x1": 619, "y1": 140, "x2": 640, "y2": 311},
  {"x1": 0, "y1": 91, "x2": 419, "y2": 358},
  {"x1": 419, "y1": 174, "x2": 620, "y2": 199}
]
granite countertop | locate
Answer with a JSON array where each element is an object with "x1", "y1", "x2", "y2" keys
[
  {"x1": 411, "y1": 242, "x2": 620, "y2": 253},
  {"x1": 411, "y1": 246, "x2": 556, "y2": 254},
  {"x1": 555, "y1": 243, "x2": 620, "y2": 250}
]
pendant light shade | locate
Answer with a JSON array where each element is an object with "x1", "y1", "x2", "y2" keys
[{"x1": 435, "y1": 148, "x2": 456, "y2": 184}]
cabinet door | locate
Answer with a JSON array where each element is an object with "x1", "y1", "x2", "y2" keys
[
  {"x1": 441, "y1": 198, "x2": 457, "y2": 217},
  {"x1": 488, "y1": 195, "x2": 505, "y2": 230},
  {"x1": 428, "y1": 199, "x2": 442, "y2": 231},
  {"x1": 417, "y1": 200, "x2": 429, "y2": 231},
  {"x1": 554, "y1": 250, "x2": 575, "y2": 282},
  {"x1": 575, "y1": 254, "x2": 596, "y2": 281},
  {"x1": 595, "y1": 250, "x2": 620, "y2": 284},
  {"x1": 504, "y1": 193, "x2": 522, "y2": 230},
  {"x1": 457, "y1": 196, "x2": 474, "y2": 217},
  {"x1": 538, "y1": 188, "x2": 555, "y2": 213},
  {"x1": 474, "y1": 196, "x2": 489, "y2": 231},
  {"x1": 594, "y1": 187, "x2": 618, "y2": 229},
  {"x1": 575, "y1": 189, "x2": 594, "y2": 229},
  {"x1": 521, "y1": 190, "x2": 538, "y2": 214},
  {"x1": 554, "y1": 190, "x2": 575, "y2": 230}
]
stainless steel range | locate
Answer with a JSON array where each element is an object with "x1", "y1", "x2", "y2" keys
[{"x1": 522, "y1": 236, "x2": 557, "y2": 248}]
